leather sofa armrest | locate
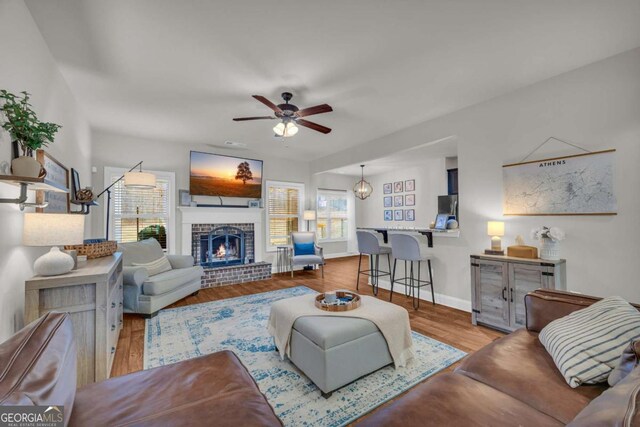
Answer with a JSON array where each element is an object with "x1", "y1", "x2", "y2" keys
[
  {"x1": 123, "y1": 266, "x2": 149, "y2": 288},
  {"x1": 167, "y1": 254, "x2": 195, "y2": 269},
  {"x1": 525, "y1": 290, "x2": 601, "y2": 332}
]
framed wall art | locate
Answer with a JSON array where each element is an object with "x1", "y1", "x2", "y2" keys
[
  {"x1": 394, "y1": 209, "x2": 404, "y2": 221},
  {"x1": 179, "y1": 189, "x2": 192, "y2": 207},
  {"x1": 394, "y1": 195, "x2": 404, "y2": 207},
  {"x1": 503, "y1": 149, "x2": 617, "y2": 215},
  {"x1": 383, "y1": 183, "x2": 392, "y2": 194},
  {"x1": 383, "y1": 196, "x2": 392, "y2": 207},
  {"x1": 394, "y1": 181, "x2": 403, "y2": 193},
  {"x1": 35, "y1": 150, "x2": 69, "y2": 213},
  {"x1": 405, "y1": 179, "x2": 415, "y2": 192},
  {"x1": 405, "y1": 194, "x2": 415, "y2": 206},
  {"x1": 405, "y1": 209, "x2": 415, "y2": 221},
  {"x1": 384, "y1": 210, "x2": 393, "y2": 221}
]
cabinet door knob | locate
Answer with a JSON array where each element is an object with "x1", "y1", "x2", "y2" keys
[
  {"x1": 111, "y1": 302, "x2": 116, "y2": 308},
  {"x1": 111, "y1": 346, "x2": 116, "y2": 354},
  {"x1": 111, "y1": 324, "x2": 116, "y2": 331},
  {"x1": 510, "y1": 288, "x2": 514, "y2": 303},
  {"x1": 502, "y1": 287, "x2": 507, "y2": 301}
]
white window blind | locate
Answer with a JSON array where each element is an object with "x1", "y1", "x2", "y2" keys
[
  {"x1": 317, "y1": 189, "x2": 348, "y2": 241},
  {"x1": 266, "y1": 181, "x2": 304, "y2": 250},
  {"x1": 106, "y1": 168, "x2": 175, "y2": 251}
]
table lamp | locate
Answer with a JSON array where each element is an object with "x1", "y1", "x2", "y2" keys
[
  {"x1": 485, "y1": 221, "x2": 505, "y2": 255},
  {"x1": 303, "y1": 210, "x2": 316, "y2": 231},
  {"x1": 23, "y1": 213, "x2": 85, "y2": 276}
]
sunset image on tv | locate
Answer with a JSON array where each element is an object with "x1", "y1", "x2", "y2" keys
[{"x1": 190, "y1": 151, "x2": 263, "y2": 198}]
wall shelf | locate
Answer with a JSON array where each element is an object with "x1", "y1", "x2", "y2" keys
[
  {"x1": 0, "y1": 174, "x2": 69, "y2": 193},
  {"x1": 0, "y1": 174, "x2": 69, "y2": 210}
]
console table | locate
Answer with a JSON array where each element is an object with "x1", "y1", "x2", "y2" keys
[
  {"x1": 25, "y1": 253, "x2": 124, "y2": 386},
  {"x1": 470, "y1": 254, "x2": 566, "y2": 332}
]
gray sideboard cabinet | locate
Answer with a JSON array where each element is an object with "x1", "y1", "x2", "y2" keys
[
  {"x1": 24, "y1": 253, "x2": 124, "y2": 387},
  {"x1": 470, "y1": 254, "x2": 566, "y2": 332}
]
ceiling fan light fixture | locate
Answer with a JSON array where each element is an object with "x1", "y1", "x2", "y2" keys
[
  {"x1": 286, "y1": 121, "x2": 298, "y2": 136},
  {"x1": 273, "y1": 120, "x2": 298, "y2": 138},
  {"x1": 273, "y1": 122, "x2": 285, "y2": 136},
  {"x1": 353, "y1": 165, "x2": 373, "y2": 200}
]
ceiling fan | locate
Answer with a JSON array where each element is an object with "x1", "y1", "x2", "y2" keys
[{"x1": 233, "y1": 92, "x2": 332, "y2": 137}]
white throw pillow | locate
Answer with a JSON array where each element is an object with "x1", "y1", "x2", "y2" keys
[
  {"x1": 132, "y1": 255, "x2": 172, "y2": 277},
  {"x1": 539, "y1": 295, "x2": 640, "y2": 388}
]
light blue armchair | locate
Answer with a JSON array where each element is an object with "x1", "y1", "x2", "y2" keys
[
  {"x1": 290, "y1": 232, "x2": 324, "y2": 278},
  {"x1": 118, "y1": 238, "x2": 203, "y2": 317}
]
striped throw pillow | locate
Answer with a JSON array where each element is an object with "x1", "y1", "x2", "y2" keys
[
  {"x1": 539, "y1": 295, "x2": 640, "y2": 388},
  {"x1": 132, "y1": 255, "x2": 172, "y2": 277}
]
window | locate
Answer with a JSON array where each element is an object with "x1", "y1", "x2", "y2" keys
[
  {"x1": 317, "y1": 189, "x2": 348, "y2": 241},
  {"x1": 266, "y1": 181, "x2": 304, "y2": 250},
  {"x1": 105, "y1": 167, "x2": 176, "y2": 253}
]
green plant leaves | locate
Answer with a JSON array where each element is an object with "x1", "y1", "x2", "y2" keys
[{"x1": 0, "y1": 90, "x2": 62, "y2": 155}]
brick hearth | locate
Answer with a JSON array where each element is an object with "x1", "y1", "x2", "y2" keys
[{"x1": 200, "y1": 262, "x2": 272, "y2": 288}]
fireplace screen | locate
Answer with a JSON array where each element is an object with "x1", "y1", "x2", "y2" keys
[{"x1": 199, "y1": 226, "x2": 246, "y2": 267}]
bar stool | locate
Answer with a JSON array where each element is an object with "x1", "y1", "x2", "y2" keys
[
  {"x1": 389, "y1": 233, "x2": 435, "y2": 309},
  {"x1": 356, "y1": 230, "x2": 392, "y2": 296}
]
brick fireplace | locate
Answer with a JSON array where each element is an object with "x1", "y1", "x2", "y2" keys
[{"x1": 179, "y1": 207, "x2": 271, "y2": 288}]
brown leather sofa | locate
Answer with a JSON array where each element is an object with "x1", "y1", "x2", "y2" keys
[
  {"x1": 357, "y1": 289, "x2": 640, "y2": 426},
  {"x1": 0, "y1": 312, "x2": 282, "y2": 427}
]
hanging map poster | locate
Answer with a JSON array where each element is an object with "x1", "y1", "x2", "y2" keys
[{"x1": 503, "y1": 149, "x2": 616, "y2": 215}]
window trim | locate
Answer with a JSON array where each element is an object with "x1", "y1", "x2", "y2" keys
[
  {"x1": 316, "y1": 189, "x2": 349, "y2": 243},
  {"x1": 103, "y1": 166, "x2": 176, "y2": 254},
  {"x1": 265, "y1": 180, "x2": 305, "y2": 252}
]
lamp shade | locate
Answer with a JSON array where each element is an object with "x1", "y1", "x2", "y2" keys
[
  {"x1": 303, "y1": 210, "x2": 316, "y2": 221},
  {"x1": 487, "y1": 221, "x2": 505, "y2": 237},
  {"x1": 23, "y1": 213, "x2": 85, "y2": 246},
  {"x1": 124, "y1": 171, "x2": 156, "y2": 189}
]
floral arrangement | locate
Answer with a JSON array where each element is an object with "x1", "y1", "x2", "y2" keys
[{"x1": 531, "y1": 226, "x2": 566, "y2": 242}]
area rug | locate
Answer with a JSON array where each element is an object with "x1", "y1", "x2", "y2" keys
[{"x1": 144, "y1": 286, "x2": 466, "y2": 427}]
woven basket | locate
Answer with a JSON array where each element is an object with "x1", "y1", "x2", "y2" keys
[{"x1": 64, "y1": 241, "x2": 118, "y2": 259}]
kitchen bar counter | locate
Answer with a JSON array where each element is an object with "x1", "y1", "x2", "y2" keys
[{"x1": 357, "y1": 227, "x2": 460, "y2": 247}]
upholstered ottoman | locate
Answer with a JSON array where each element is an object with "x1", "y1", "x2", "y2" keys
[{"x1": 289, "y1": 316, "x2": 393, "y2": 397}]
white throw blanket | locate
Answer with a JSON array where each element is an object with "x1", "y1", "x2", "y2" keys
[{"x1": 267, "y1": 294, "x2": 414, "y2": 368}]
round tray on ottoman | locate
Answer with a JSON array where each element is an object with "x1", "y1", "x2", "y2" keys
[{"x1": 315, "y1": 291, "x2": 361, "y2": 312}]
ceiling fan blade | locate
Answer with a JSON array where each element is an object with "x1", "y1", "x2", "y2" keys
[
  {"x1": 252, "y1": 95, "x2": 283, "y2": 114},
  {"x1": 296, "y1": 119, "x2": 332, "y2": 134},
  {"x1": 233, "y1": 116, "x2": 275, "y2": 121},
  {"x1": 296, "y1": 104, "x2": 333, "y2": 118}
]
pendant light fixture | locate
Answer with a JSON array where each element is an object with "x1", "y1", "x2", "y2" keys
[{"x1": 353, "y1": 165, "x2": 373, "y2": 200}]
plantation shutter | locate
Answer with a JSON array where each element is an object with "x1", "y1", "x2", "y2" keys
[
  {"x1": 267, "y1": 182, "x2": 303, "y2": 248},
  {"x1": 110, "y1": 173, "x2": 171, "y2": 249},
  {"x1": 317, "y1": 190, "x2": 348, "y2": 240}
]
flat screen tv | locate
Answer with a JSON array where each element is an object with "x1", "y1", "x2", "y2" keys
[{"x1": 189, "y1": 151, "x2": 263, "y2": 198}]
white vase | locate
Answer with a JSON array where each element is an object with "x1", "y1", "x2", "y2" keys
[
  {"x1": 540, "y1": 238, "x2": 560, "y2": 260},
  {"x1": 11, "y1": 156, "x2": 44, "y2": 178},
  {"x1": 34, "y1": 247, "x2": 74, "y2": 276}
]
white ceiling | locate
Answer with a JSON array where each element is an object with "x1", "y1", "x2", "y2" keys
[
  {"x1": 26, "y1": 0, "x2": 640, "y2": 161},
  {"x1": 325, "y1": 136, "x2": 458, "y2": 177}
]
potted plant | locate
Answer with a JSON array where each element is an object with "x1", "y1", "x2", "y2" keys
[
  {"x1": 531, "y1": 226, "x2": 566, "y2": 260},
  {"x1": 0, "y1": 90, "x2": 62, "y2": 177}
]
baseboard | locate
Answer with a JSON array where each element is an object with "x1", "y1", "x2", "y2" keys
[
  {"x1": 324, "y1": 252, "x2": 358, "y2": 260},
  {"x1": 372, "y1": 278, "x2": 472, "y2": 313},
  {"x1": 270, "y1": 252, "x2": 359, "y2": 273}
]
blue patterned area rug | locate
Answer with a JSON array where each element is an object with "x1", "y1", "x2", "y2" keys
[{"x1": 144, "y1": 286, "x2": 466, "y2": 427}]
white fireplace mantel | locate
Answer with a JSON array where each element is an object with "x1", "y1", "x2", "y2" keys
[{"x1": 178, "y1": 207, "x2": 264, "y2": 263}]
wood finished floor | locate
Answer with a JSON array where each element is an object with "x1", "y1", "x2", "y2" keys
[{"x1": 112, "y1": 255, "x2": 504, "y2": 379}]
